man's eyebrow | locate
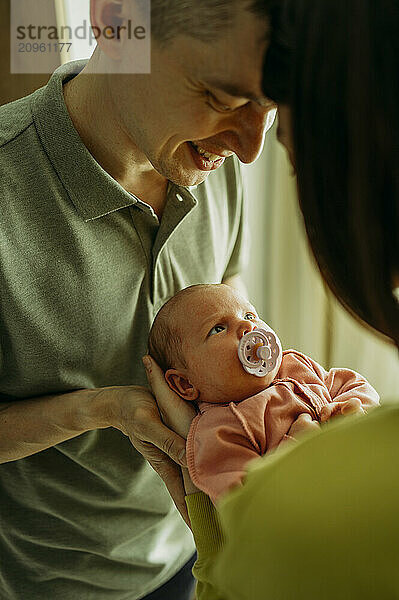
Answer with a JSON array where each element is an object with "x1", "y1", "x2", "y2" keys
[{"x1": 205, "y1": 79, "x2": 272, "y2": 107}]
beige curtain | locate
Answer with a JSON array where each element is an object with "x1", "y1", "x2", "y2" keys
[
  {"x1": 0, "y1": 0, "x2": 54, "y2": 105},
  {"x1": 242, "y1": 122, "x2": 399, "y2": 400}
]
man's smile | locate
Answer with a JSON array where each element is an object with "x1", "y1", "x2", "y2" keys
[{"x1": 187, "y1": 141, "x2": 233, "y2": 171}]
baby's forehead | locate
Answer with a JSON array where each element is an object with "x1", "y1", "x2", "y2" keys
[
  {"x1": 173, "y1": 285, "x2": 252, "y2": 324},
  {"x1": 175, "y1": 286, "x2": 228, "y2": 310},
  {"x1": 171, "y1": 288, "x2": 208, "y2": 322}
]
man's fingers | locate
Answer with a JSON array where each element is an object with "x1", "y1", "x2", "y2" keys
[
  {"x1": 143, "y1": 355, "x2": 196, "y2": 438},
  {"x1": 144, "y1": 449, "x2": 190, "y2": 526},
  {"x1": 143, "y1": 355, "x2": 184, "y2": 413},
  {"x1": 114, "y1": 385, "x2": 191, "y2": 524},
  {"x1": 160, "y1": 467, "x2": 191, "y2": 528},
  {"x1": 127, "y1": 393, "x2": 188, "y2": 467},
  {"x1": 143, "y1": 355, "x2": 168, "y2": 398},
  {"x1": 140, "y1": 420, "x2": 188, "y2": 467}
]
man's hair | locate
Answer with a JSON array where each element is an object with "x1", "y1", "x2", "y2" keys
[
  {"x1": 148, "y1": 284, "x2": 216, "y2": 372},
  {"x1": 262, "y1": 0, "x2": 399, "y2": 347},
  {"x1": 151, "y1": 0, "x2": 274, "y2": 44}
]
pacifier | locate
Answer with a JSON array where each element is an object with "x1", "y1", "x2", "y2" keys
[{"x1": 237, "y1": 328, "x2": 282, "y2": 377}]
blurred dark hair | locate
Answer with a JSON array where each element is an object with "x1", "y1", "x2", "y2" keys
[
  {"x1": 151, "y1": 0, "x2": 273, "y2": 44},
  {"x1": 262, "y1": 0, "x2": 399, "y2": 348}
]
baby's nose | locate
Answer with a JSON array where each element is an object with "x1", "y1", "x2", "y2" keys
[{"x1": 237, "y1": 321, "x2": 254, "y2": 339}]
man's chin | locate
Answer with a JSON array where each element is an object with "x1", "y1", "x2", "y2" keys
[
  {"x1": 153, "y1": 154, "x2": 219, "y2": 188},
  {"x1": 166, "y1": 168, "x2": 211, "y2": 188}
]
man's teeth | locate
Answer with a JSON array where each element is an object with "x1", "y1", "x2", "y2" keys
[{"x1": 191, "y1": 142, "x2": 222, "y2": 162}]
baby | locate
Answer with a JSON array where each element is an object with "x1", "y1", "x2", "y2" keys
[{"x1": 148, "y1": 284, "x2": 380, "y2": 504}]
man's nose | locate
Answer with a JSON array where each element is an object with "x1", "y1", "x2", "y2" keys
[
  {"x1": 237, "y1": 321, "x2": 255, "y2": 339},
  {"x1": 223, "y1": 105, "x2": 277, "y2": 164}
]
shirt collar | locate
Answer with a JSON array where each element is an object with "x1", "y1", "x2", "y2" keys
[{"x1": 30, "y1": 60, "x2": 198, "y2": 222}]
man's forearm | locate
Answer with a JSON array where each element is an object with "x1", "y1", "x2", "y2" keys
[{"x1": 0, "y1": 388, "x2": 110, "y2": 464}]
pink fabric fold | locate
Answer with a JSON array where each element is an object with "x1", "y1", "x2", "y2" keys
[{"x1": 186, "y1": 349, "x2": 379, "y2": 504}]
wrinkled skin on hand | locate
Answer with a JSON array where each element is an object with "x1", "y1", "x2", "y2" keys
[
  {"x1": 142, "y1": 356, "x2": 198, "y2": 522},
  {"x1": 105, "y1": 381, "x2": 192, "y2": 526}
]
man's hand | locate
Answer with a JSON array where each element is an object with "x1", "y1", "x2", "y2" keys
[
  {"x1": 142, "y1": 356, "x2": 198, "y2": 518},
  {"x1": 142, "y1": 356, "x2": 197, "y2": 439},
  {"x1": 105, "y1": 383, "x2": 191, "y2": 526},
  {"x1": 320, "y1": 398, "x2": 365, "y2": 423}
]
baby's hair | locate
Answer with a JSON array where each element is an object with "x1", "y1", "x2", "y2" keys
[{"x1": 148, "y1": 283, "x2": 219, "y2": 372}]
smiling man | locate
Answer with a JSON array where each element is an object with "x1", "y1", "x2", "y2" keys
[
  {"x1": 0, "y1": 1, "x2": 276, "y2": 599},
  {"x1": 64, "y1": 0, "x2": 276, "y2": 212}
]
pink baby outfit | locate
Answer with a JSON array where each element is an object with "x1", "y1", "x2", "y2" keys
[{"x1": 186, "y1": 349, "x2": 379, "y2": 504}]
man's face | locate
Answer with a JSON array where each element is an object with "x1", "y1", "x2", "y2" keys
[
  {"x1": 111, "y1": 7, "x2": 277, "y2": 186},
  {"x1": 175, "y1": 285, "x2": 282, "y2": 404}
]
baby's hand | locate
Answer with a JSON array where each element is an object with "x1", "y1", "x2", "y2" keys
[
  {"x1": 320, "y1": 398, "x2": 365, "y2": 423},
  {"x1": 286, "y1": 413, "x2": 320, "y2": 440}
]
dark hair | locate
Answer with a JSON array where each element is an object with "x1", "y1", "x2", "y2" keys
[
  {"x1": 148, "y1": 284, "x2": 216, "y2": 372},
  {"x1": 262, "y1": 0, "x2": 399, "y2": 347},
  {"x1": 151, "y1": 0, "x2": 273, "y2": 44},
  {"x1": 148, "y1": 313, "x2": 186, "y2": 374}
]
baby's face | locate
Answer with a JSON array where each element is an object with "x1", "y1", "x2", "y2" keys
[{"x1": 176, "y1": 284, "x2": 282, "y2": 404}]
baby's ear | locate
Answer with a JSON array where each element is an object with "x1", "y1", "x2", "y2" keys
[{"x1": 165, "y1": 369, "x2": 199, "y2": 402}]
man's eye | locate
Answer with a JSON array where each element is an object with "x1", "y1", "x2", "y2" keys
[
  {"x1": 209, "y1": 324, "x2": 225, "y2": 336},
  {"x1": 206, "y1": 91, "x2": 234, "y2": 113}
]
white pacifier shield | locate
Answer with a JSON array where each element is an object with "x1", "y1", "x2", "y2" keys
[{"x1": 238, "y1": 328, "x2": 281, "y2": 377}]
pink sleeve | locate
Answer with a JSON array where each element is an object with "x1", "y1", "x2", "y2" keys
[
  {"x1": 291, "y1": 352, "x2": 380, "y2": 410},
  {"x1": 323, "y1": 367, "x2": 380, "y2": 409},
  {"x1": 186, "y1": 408, "x2": 262, "y2": 505}
]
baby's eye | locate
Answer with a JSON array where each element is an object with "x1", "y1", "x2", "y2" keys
[
  {"x1": 209, "y1": 324, "x2": 225, "y2": 336},
  {"x1": 245, "y1": 313, "x2": 257, "y2": 320}
]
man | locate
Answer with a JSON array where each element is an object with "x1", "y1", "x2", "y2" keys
[{"x1": 0, "y1": 1, "x2": 276, "y2": 598}]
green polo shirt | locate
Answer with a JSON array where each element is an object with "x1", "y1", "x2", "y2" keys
[{"x1": 0, "y1": 60, "x2": 248, "y2": 599}]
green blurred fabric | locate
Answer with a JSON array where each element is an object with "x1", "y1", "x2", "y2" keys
[{"x1": 187, "y1": 403, "x2": 399, "y2": 599}]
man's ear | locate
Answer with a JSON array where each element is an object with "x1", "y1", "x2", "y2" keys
[
  {"x1": 165, "y1": 369, "x2": 199, "y2": 402},
  {"x1": 90, "y1": 0, "x2": 125, "y2": 60}
]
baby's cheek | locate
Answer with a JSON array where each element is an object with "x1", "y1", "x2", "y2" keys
[
  {"x1": 211, "y1": 354, "x2": 238, "y2": 387},
  {"x1": 213, "y1": 354, "x2": 233, "y2": 378},
  {"x1": 262, "y1": 370, "x2": 277, "y2": 387}
]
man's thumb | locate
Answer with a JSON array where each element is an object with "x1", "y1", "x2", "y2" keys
[{"x1": 151, "y1": 424, "x2": 187, "y2": 467}]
